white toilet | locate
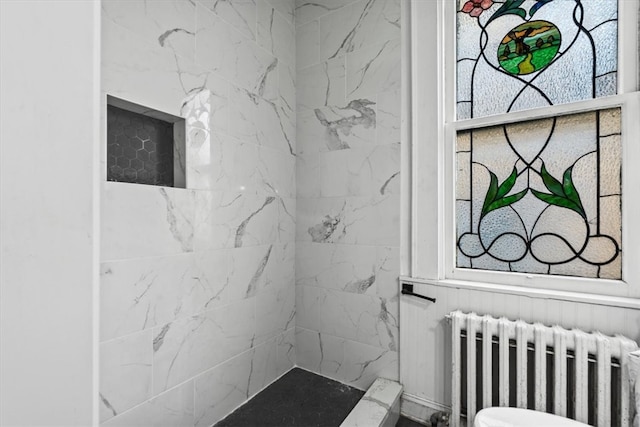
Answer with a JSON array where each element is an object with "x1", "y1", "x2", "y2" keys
[{"x1": 473, "y1": 408, "x2": 589, "y2": 427}]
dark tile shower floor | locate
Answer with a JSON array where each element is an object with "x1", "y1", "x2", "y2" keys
[
  {"x1": 214, "y1": 367, "x2": 427, "y2": 427},
  {"x1": 214, "y1": 368, "x2": 363, "y2": 427}
]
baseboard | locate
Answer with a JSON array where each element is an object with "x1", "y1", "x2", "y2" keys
[{"x1": 400, "y1": 392, "x2": 451, "y2": 426}]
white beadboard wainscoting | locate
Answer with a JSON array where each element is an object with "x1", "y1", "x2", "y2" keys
[{"x1": 398, "y1": 278, "x2": 640, "y2": 420}]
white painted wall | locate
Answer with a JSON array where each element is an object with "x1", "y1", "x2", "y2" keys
[{"x1": 0, "y1": 1, "x2": 100, "y2": 425}]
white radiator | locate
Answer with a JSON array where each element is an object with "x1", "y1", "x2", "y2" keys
[{"x1": 449, "y1": 310, "x2": 639, "y2": 427}]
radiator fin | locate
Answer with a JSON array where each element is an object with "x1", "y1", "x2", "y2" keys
[
  {"x1": 466, "y1": 315, "x2": 478, "y2": 422},
  {"x1": 596, "y1": 333, "x2": 611, "y2": 426},
  {"x1": 481, "y1": 316, "x2": 493, "y2": 409},
  {"x1": 498, "y1": 319, "x2": 509, "y2": 408},
  {"x1": 533, "y1": 324, "x2": 547, "y2": 411},
  {"x1": 574, "y1": 331, "x2": 589, "y2": 423},
  {"x1": 516, "y1": 321, "x2": 528, "y2": 409},
  {"x1": 554, "y1": 327, "x2": 568, "y2": 417}
]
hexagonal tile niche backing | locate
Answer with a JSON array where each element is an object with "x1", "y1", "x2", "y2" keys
[{"x1": 107, "y1": 105, "x2": 176, "y2": 187}]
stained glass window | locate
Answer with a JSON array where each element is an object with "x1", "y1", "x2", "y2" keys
[
  {"x1": 455, "y1": 108, "x2": 621, "y2": 279},
  {"x1": 457, "y1": 0, "x2": 618, "y2": 119}
]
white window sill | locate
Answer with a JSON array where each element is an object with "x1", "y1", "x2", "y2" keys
[{"x1": 399, "y1": 275, "x2": 640, "y2": 310}]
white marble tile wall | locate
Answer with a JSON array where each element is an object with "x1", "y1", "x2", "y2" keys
[
  {"x1": 295, "y1": 0, "x2": 401, "y2": 389},
  {"x1": 100, "y1": 331, "x2": 153, "y2": 423},
  {"x1": 100, "y1": 0, "x2": 296, "y2": 425},
  {"x1": 295, "y1": 327, "x2": 398, "y2": 391}
]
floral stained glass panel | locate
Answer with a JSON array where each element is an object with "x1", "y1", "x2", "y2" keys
[
  {"x1": 457, "y1": 0, "x2": 618, "y2": 119},
  {"x1": 456, "y1": 108, "x2": 621, "y2": 279}
]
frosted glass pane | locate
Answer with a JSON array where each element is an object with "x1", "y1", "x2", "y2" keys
[
  {"x1": 456, "y1": 0, "x2": 618, "y2": 119},
  {"x1": 455, "y1": 108, "x2": 622, "y2": 279}
]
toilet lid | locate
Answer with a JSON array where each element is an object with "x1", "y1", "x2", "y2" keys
[{"x1": 474, "y1": 408, "x2": 590, "y2": 427}]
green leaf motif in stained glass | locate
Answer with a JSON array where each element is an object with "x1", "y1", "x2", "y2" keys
[
  {"x1": 531, "y1": 162, "x2": 586, "y2": 219},
  {"x1": 456, "y1": 110, "x2": 623, "y2": 279},
  {"x1": 481, "y1": 167, "x2": 528, "y2": 217},
  {"x1": 480, "y1": 161, "x2": 586, "y2": 219}
]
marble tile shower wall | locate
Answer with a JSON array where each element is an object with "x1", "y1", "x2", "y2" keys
[
  {"x1": 294, "y1": 0, "x2": 401, "y2": 389},
  {"x1": 100, "y1": 1, "x2": 296, "y2": 426}
]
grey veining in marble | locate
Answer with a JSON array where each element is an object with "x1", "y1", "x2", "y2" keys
[
  {"x1": 158, "y1": 28, "x2": 194, "y2": 48},
  {"x1": 152, "y1": 324, "x2": 171, "y2": 352},
  {"x1": 319, "y1": 0, "x2": 400, "y2": 62},
  {"x1": 100, "y1": 394, "x2": 117, "y2": 419},
  {"x1": 378, "y1": 298, "x2": 397, "y2": 351},
  {"x1": 246, "y1": 245, "x2": 273, "y2": 297},
  {"x1": 314, "y1": 99, "x2": 376, "y2": 150},
  {"x1": 236, "y1": 196, "x2": 276, "y2": 247},
  {"x1": 344, "y1": 274, "x2": 376, "y2": 294},
  {"x1": 159, "y1": 188, "x2": 194, "y2": 252},
  {"x1": 341, "y1": 377, "x2": 403, "y2": 427},
  {"x1": 199, "y1": 0, "x2": 257, "y2": 40},
  {"x1": 296, "y1": 0, "x2": 356, "y2": 26},
  {"x1": 380, "y1": 172, "x2": 399, "y2": 195},
  {"x1": 308, "y1": 212, "x2": 345, "y2": 243}
]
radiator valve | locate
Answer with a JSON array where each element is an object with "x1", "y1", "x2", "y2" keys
[{"x1": 429, "y1": 411, "x2": 449, "y2": 427}]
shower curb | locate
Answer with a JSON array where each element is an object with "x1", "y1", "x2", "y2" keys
[{"x1": 340, "y1": 378, "x2": 403, "y2": 427}]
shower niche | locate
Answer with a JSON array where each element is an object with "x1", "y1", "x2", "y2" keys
[{"x1": 106, "y1": 96, "x2": 186, "y2": 188}]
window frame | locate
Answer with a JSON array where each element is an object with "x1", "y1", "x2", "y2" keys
[{"x1": 404, "y1": 0, "x2": 640, "y2": 300}]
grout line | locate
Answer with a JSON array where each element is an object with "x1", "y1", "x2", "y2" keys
[
  {"x1": 214, "y1": 365, "x2": 297, "y2": 425},
  {"x1": 106, "y1": 5, "x2": 298, "y2": 117},
  {"x1": 296, "y1": 34, "x2": 401, "y2": 72},
  {"x1": 293, "y1": 364, "x2": 367, "y2": 392},
  {"x1": 196, "y1": 0, "x2": 297, "y2": 69},
  {"x1": 295, "y1": 325, "x2": 396, "y2": 355},
  {"x1": 294, "y1": 0, "x2": 362, "y2": 28},
  {"x1": 294, "y1": 242, "x2": 400, "y2": 249},
  {"x1": 103, "y1": 377, "x2": 196, "y2": 425},
  {"x1": 296, "y1": 282, "x2": 387, "y2": 301},
  {"x1": 192, "y1": 375, "x2": 196, "y2": 424},
  {"x1": 100, "y1": 240, "x2": 292, "y2": 265},
  {"x1": 266, "y1": 0, "x2": 295, "y2": 26},
  {"x1": 105, "y1": 331, "x2": 290, "y2": 424},
  {"x1": 100, "y1": 281, "x2": 298, "y2": 345}
]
